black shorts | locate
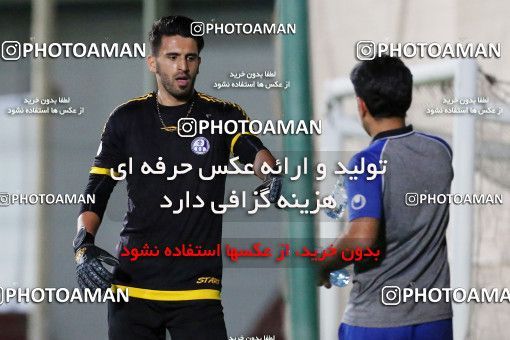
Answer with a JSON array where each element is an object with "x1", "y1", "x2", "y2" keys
[{"x1": 108, "y1": 298, "x2": 228, "y2": 340}]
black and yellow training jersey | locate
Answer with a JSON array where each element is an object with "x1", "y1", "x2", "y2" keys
[{"x1": 86, "y1": 91, "x2": 253, "y2": 301}]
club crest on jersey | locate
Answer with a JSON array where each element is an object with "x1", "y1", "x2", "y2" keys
[{"x1": 191, "y1": 136, "x2": 210, "y2": 155}]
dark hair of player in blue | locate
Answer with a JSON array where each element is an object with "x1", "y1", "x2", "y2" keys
[
  {"x1": 149, "y1": 15, "x2": 204, "y2": 55},
  {"x1": 350, "y1": 55, "x2": 413, "y2": 118}
]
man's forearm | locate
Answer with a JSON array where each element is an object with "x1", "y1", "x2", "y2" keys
[
  {"x1": 77, "y1": 172, "x2": 118, "y2": 236},
  {"x1": 77, "y1": 211, "x2": 101, "y2": 236},
  {"x1": 321, "y1": 236, "x2": 374, "y2": 273},
  {"x1": 321, "y1": 218, "x2": 379, "y2": 273},
  {"x1": 253, "y1": 149, "x2": 276, "y2": 180}
]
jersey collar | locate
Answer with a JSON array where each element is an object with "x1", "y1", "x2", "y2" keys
[{"x1": 372, "y1": 124, "x2": 413, "y2": 142}]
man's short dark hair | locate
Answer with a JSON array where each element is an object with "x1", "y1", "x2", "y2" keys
[
  {"x1": 350, "y1": 55, "x2": 413, "y2": 118},
  {"x1": 149, "y1": 15, "x2": 204, "y2": 55}
]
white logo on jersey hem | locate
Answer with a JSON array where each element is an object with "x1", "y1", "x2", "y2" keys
[{"x1": 351, "y1": 194, "x2": 367, "y2": 210}]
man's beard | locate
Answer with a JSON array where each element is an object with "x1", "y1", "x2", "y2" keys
[{"x1": 156, "y1": 64, "x2": 196, "y2": 101}]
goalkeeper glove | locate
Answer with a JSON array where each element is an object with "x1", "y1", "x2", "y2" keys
[
  {"x1": 254, "y1": 173, "x2": 282, "y2": 204},
  {"x1": 73, "y1": 227, "x2": 119, "y2": 291}
]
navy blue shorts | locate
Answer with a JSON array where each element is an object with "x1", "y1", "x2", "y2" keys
[{"x1": 339, "y1": 318, "x2": 453, "y2": 340}]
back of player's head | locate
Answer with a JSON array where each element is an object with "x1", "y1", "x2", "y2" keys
[
  {"x1": 149, "y1": 15, "x2": 204, "y2": 55},
  {"x1": 350, "y1": 55, "x2": 413, "y2": 118}
]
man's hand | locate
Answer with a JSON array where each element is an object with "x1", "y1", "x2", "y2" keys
[
  {"x1": 318, "y1": 266, "x2": 332, "y2": 289},
  {"x1": 73, "y1": 227, "x2": 119, "y2": 290},
  {"x1": 254, "y1": 173, "x2": 282, "y2": 203}
]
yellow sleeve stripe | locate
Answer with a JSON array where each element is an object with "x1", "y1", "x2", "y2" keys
[
  {"x1": 197, "y1": 93, "x2": 251, "y2": 120},
  {"x1": 90, "y1": 166, "x2": 120, "y2": 178},
  {"x1": 111, "y1": 285, "x2": 221, "y2": 301},
  {"x1": 124, "y1": 92, "x2": 153, "y2": 104},
  {"x1": 230, "y1": 132, "x2": 252, "y2": 154},
  {"x1": 106, "y1": 92, "x2": 153, "y2": 121},
  {"x1": 197, "y1": 92, "x2": 223, "y2": 104}
]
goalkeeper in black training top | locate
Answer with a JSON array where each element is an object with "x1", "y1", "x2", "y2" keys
[{"x1": 73, "y1": 15, "x2": 281, "y2": 340}]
